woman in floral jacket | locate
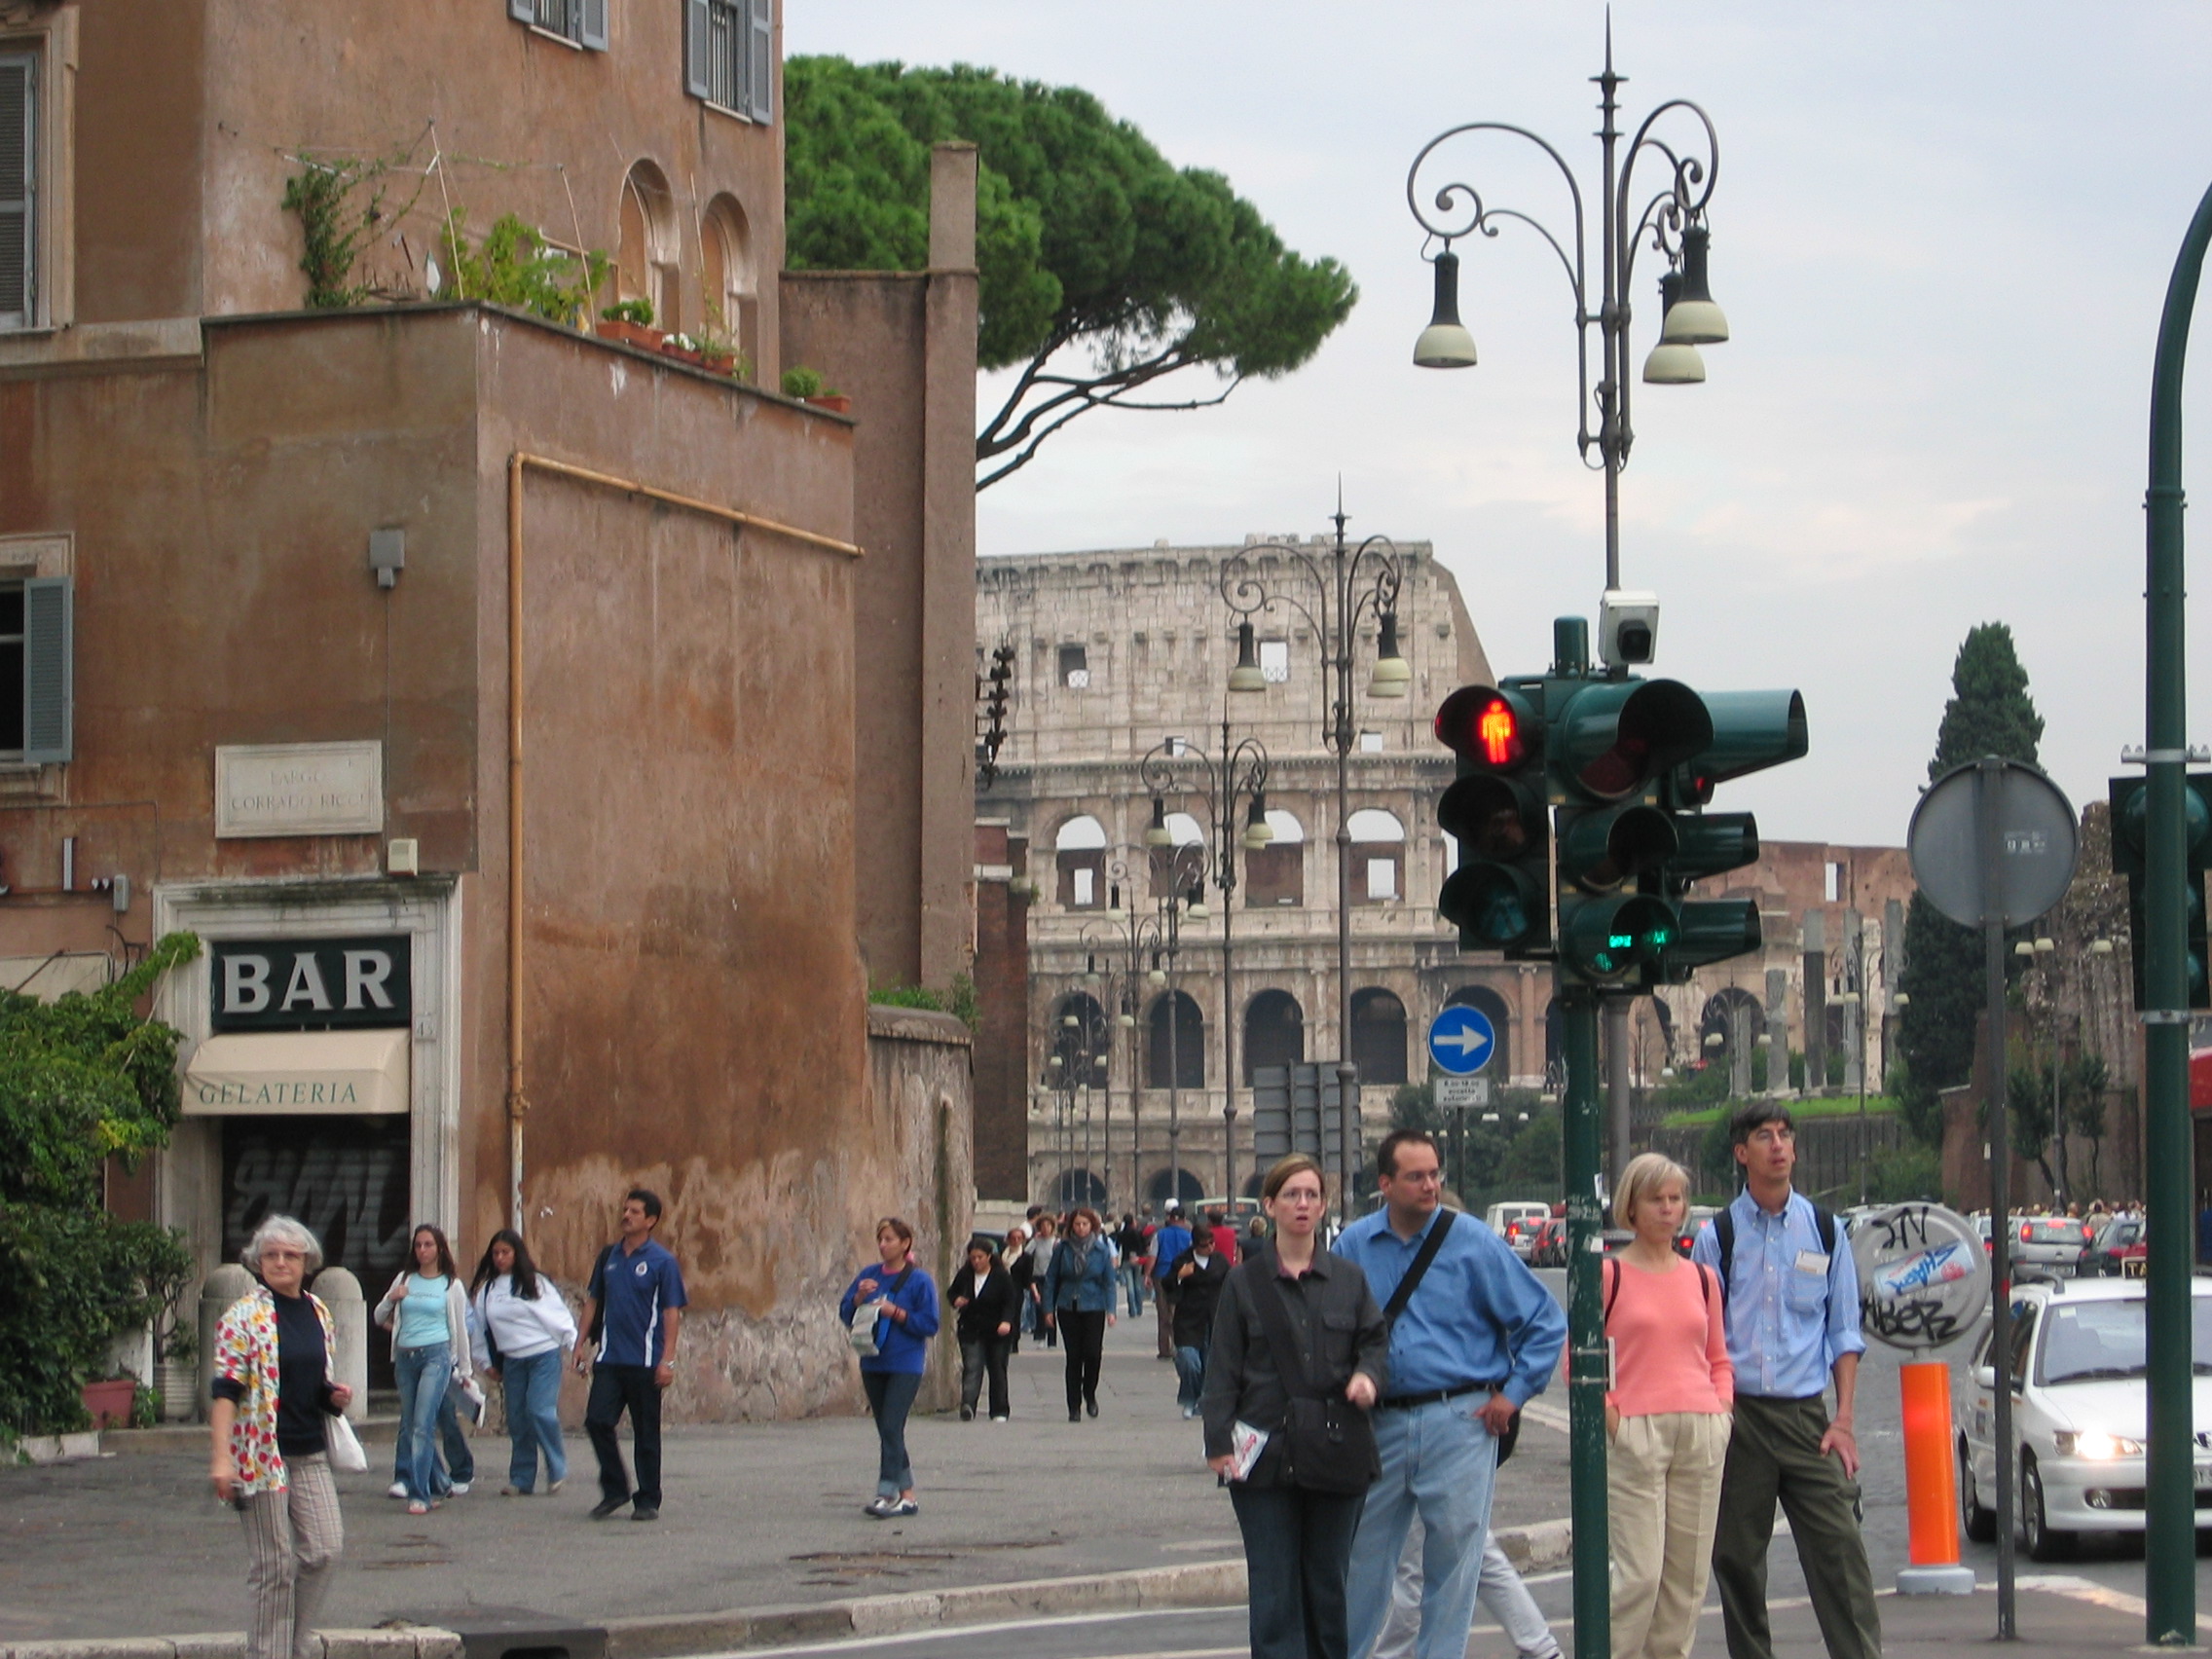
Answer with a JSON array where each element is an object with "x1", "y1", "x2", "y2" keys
[{"x1": 208, "y1": 1215, "x2": 352, "y2": 1659}]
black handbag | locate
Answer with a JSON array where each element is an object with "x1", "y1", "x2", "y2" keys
[{"x1": 1245, "y1": 1259, "x2": 1381, "y2": 1495}]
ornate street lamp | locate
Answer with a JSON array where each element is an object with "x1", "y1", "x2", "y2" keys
[{"x1": 1221, "y1": 505, "x2": 1408, "y2": 1223}]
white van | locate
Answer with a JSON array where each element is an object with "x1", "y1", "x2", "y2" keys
[{"x1": 1485, "y1": 1201, "x2": 1551, "y2": 1257}]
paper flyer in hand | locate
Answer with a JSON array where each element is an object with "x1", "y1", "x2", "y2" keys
[{"x1": 1230, "y1": 1419, "x2": 1269, "y2": 1481}]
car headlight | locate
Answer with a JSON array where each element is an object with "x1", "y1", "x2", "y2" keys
[{"x1": 2054, "y1": 1430, "x2": 2145, "y2": 1459}]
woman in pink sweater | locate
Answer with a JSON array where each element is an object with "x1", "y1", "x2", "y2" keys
[{"x1": 1604, "y1": 1154, "x2": 1733, "y2": 1659}]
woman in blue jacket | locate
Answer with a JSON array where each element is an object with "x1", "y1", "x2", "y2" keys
[
  {"x1": 1042, "y1": 1206, "x2": 1119, "y2": 1422},
  {"x1": 838, "y1": 1216, "x2": 940, "y2": 1518}
]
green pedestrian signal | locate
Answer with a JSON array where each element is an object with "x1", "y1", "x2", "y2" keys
[
  {"x1": 2109, "y1": 773, "x2": 2212, "y2": 1010},
  {"x1": 1435, "y1": 683, "x2": 1552, "y2": 955}
]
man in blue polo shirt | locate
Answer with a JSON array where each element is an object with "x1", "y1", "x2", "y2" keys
[
  {"x1": 1335, "y1": 1129, "x2": 1565, "y2": 1659},
  {"x1": 574, "y1": 1189, "x2": 686, "y2": 1522},
  {"x1": 1692, "y1": 1105, "x2": 1878, "y2": 1659}
]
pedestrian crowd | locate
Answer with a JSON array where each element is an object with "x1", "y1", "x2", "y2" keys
[{"x1": 204, "y1": 1098, "x2": 1878, "y2": 1659}]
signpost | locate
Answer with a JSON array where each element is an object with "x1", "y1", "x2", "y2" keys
[
  {"x1": 1428, "y1": 1005, "x2": 1497, "y2": 1076},
  {"x1": 1907, "y1": 756, "x2": 2078, "y2": 1637}
]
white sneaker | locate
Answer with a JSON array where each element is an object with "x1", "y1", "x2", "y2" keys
[
  {"x1": 448, "y1": 1481, "x2": 470, "y2": 1496},
  {"x1": 387, "y1": 1481, "x2": 408, "y2": 1499}
]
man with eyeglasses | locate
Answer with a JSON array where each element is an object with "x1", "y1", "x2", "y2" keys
[
  {"x1": 1691, "y1": 1103, "x2": 1878, "y2": 1659},
  {"x1": 1335, "y1": 1128, "x2": 1565, "y2": 1659}
]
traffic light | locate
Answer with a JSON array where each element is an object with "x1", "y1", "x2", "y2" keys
[
  {"x1": 2109, "y1": 773, "x2": 2212, "y2": 1010},
  {"x1": 1435, "y1": 683, "x2": 1552, "y2": 955},
  {"x1": 1548, "y1": 678, "x2": 1713, "y2": 984}
]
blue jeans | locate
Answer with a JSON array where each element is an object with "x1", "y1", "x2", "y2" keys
[
  {"x1": 500, "y1": 1347, "x2": 567, "y2": 1492},
  {"x1": 1346, "y1": 1395, "x2": 1502, "y2": 1659},
  {"x1": 389, "y1": 1360, "x2": 473, "y2": 1493},
  {"x1": 861, "y1": 1369, "x2": 921, "y2": 1497},
  {"x1": 393, "y1": 1342, "x2": 456, "y2": 1501},
  {"x1": 1231, "y1": 1482, "x2": 1366, "y2": 1659},
  {"x1": 1122, "y1": 1262, "x2": 1148, "y2": 1315},
  {"x1": 1174, "y1": 1342, "x2": 1208, "y2": 1408}
]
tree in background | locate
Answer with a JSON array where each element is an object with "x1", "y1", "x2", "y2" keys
[
  {"x1": 1898, "y1": 623, "x2": 2046, "y2": 1144},
  {"x1": 785, "y1": 58, "x2": 1358, "y2": 489},
  {"x1": 0, "y1": 934, "x2": 200, "y2": 1437}
]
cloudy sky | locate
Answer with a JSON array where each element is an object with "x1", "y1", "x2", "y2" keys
[{"x1": 789, "y1": 2, "x2": 2212, "y2": 848}]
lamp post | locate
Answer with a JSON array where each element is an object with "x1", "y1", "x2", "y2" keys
[
  {"x1": 1142, "y1": 725, "x2": 1268, "y2": 1210},
  {"x1": 1222, "y1": 508, "x2": 1410, "y2": 1226},
  {"x1": 1404, "y1": 30, "x2": 1728, "y2": 1659}
]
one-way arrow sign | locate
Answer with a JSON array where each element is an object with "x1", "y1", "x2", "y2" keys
[{"x1": 1427, "y1": 1005, "x2": 1496, "y2": 1077}]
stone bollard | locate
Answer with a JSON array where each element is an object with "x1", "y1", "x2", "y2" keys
[
  {"x1": 314, "y1": 1266, "x2": 370, "y2": 1422},
  {"x1": 197, "y1": 1264, "x2": 255, "y2": 1422}
]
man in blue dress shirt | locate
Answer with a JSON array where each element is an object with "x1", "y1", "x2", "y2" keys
[
  {"x1": 1691, "y1": 1104, "x2": 1879, "y2": 1659},
  {"x1": 1335, "y1": 1129, "x2": 1567, "y2": 1659}
]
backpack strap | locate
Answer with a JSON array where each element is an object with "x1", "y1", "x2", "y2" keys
[
  {"x1": 1813, "y1": 1204, "x2": 1837, "y2": 1257},
  {"x1": 1382, "y1": 1210, "x2": 1456, "y2": 1328},
  {"x1": 1603, "y1": 1255, "x2": 1619, "y2": 1329},
  {"x1": 1714, "y1": 1206, "x2": 1735, "y2": 1302}
]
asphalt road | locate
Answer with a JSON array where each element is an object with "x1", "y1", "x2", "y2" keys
[{"x1": 767, "y1": 1263, "x2": 2212, "y2": 1659}]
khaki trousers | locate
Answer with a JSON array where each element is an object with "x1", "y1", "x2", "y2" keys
[
  {"x1": 1711, "y1": 1395, "x2": 1881, "y2": 1659},
  {"x1": 1607, "y1": 1411, "x2": 1730, "y2": 1659},
  {"x1": 240, "y1": 1452, "x2": 344, "y2": 1659}
]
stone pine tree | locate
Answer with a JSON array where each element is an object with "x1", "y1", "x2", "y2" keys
[
  {"x1": 1897, "y1": 623, "x2": 2046, "y2": 1143},
  {"x1": 784, "y1": 58, "x2": 1358, "y2": 489}
]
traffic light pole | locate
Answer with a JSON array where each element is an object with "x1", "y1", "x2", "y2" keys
[
  {"x1": 1560, "y1": 982, "x2": 1611, "y2": 1659},
  {"x1": 2138, "y1": 171, "x2": 2212, "y2": 1648}
]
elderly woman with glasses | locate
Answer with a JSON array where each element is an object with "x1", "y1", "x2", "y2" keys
[{"x1": 208, "y1": 1215, "x2": 353, "y2": 1659}]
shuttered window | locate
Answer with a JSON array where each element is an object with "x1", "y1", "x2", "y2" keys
[
  {"x1": 0, "y1": 577, "x2": 69, "y2": 763},
  {"x1": 0, "y1": 53, "x2": 34, "y2": 331},
  {"x1": 684, "y1": 0, "x2": 771, "y2": 123},
  {"x1": 509, "y1": 0, "x2": 608, "y2": 52}
]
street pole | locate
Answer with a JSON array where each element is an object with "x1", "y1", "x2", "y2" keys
[
  {"x1": 2139, "y1": 172, "x2": 2212, "y2": 1648},
  {"x1": 1220, "y1": 715, "x2": 1241, "y2": 1211},
  {"x1": 1603, "y1": 996, "x2": 1632, "y2": 1177},
  {"x1": 1561, "y1": 986, "x2": 1610, "y2": 1659},
  {"x1": 1978, "y1": 758, "x2": 2017, "y2": 1641}
]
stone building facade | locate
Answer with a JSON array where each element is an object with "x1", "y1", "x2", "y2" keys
[{"x1": 977, "y1": 536, "x2": 1925, "y2": 1211}]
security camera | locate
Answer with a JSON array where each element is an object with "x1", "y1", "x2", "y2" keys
[{"x1": 1599, "y1": 589, "x2": 1660, "y2": 667}]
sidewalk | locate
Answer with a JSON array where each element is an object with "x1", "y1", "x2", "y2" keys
[
  {"x1": 1753, "y1": 1576, "x2": 2201, "y2": 1659},
  {"x1": 0, "y1": 1312, "x2": 1571, "y2": 1650}
]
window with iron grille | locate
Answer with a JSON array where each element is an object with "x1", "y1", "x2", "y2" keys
[
  {"x1": 0, "y1": 52, "x2": 35, "y2": 332},
  {"x1": 507, "y1": 0, "x2": 607, "y2": 50},
  {"x1": 683, "y1": 0, "x2": 773, "y2": 122}
]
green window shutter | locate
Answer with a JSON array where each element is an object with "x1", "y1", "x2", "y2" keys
[
  {"x1": 508, "y1": 0, "x2": 535, "y2": 22},
  {"x1": 745, "y1": 0, "x2": 772, "y2": 122},
  {"x1": 578, "y1": 0, "x2": 608, "y2": 50},
  {"x1": 21, "y1": 575, "x2": 70, "y2": 764},
  {"x1": 0, "y1": 55, "x2": 34, "y2": 327},
  {"x1": 682, "y1": 0, "x2": 712, "y2": 98}
]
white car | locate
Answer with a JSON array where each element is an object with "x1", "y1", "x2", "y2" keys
[
  {"x1": 1485, "y1": 1201, "x2": 1550, "y2": 1259},
  {"x1": 1956, "y1": 1275, "x2": 2212, "y2": 1559}
]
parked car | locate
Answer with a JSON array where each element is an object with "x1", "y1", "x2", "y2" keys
[
  {"x1": 1957, "y1": 1275, "x2": 2212, "y2": 1559},
  {"x1": 1528, "y1": 1216, "x2": 1567, "y2": 1269},
  {"x1": 1486, "y1": 1201, "x2": 1551, "y2": 1259},
  {"x1": 2078, "y1": 1215, "x2": 2147, "y2": 1278},
  {"x1": 2013, "y1": 1215, "x2": 2096, "y2": 1275},
  {"x1": 1676, "y1": 1204, "x2": 1718, "y2": 1257}
]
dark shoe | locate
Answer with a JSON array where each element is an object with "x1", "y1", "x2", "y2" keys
[
  {"x1": 959, "y1": 1406, "x2": 974, "y2": 1422},
  {"x1": 1069, "y1": 1410, "x2": 1082, "y2": 1423},
  {"x1": 865, "y1": 1496, "x2": 896, "y2": 1518},
  {"x1": 887, "y1": 1498, "x2": 918, "y2": 1517},
  {"x1": 631, "y1": 1506, "x2": 659, "y2": 1522},
  {"x1": 589, "y1": 1495, "x2": 630, "y2": 1521},
  {"x1": 1085, "y1": 1397, "x2": 1099, "y2": 1419}
]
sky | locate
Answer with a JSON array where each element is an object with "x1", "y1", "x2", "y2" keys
[{"x1": 787, "y1": 2, "x2": 2212, "y2": 849}]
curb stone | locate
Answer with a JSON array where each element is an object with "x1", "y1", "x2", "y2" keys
[{"x1": 17, "y1": 1523, "x2": 1568, "y2": 1659}]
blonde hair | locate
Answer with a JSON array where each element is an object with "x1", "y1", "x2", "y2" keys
[{"x1": 1614, "y1": 1153, "x2": 1689, "y2": 1231}]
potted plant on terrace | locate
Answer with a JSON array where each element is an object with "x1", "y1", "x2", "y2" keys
[
  {"x1": 780, "y1": 365, "x2": 851, "y2": 414},
  {"x1": 596, "y1": 298, "x2": 662, "y2": 350}
]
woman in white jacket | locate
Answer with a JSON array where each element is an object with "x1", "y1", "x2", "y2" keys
[
  {"x1": 468, "y1": 1229, "x2": 578, "y2": 1496},
  {"x1": 374, "y1": 1225, "x2": 473, "y2": 1515}
]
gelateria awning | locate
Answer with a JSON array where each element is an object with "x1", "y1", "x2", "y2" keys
[{"x1": 182, "y1": 1029, "x2": 409, "y2": 1116}]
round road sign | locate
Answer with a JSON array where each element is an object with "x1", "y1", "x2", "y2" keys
[{"x1": 1907, "y1": 758, "x2": 2078, "y2": 929}]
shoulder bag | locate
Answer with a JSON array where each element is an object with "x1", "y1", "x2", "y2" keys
[
  {"x1": 316, "y1": 1300, "x2": 368, "y2": 1473},
  {"x1": 1379, "y1": 1211, "x2": 1523, "y2": 1466},
  {"x1": 1243, "y1": 1257, "x2": 1381, "y2": 1495}
]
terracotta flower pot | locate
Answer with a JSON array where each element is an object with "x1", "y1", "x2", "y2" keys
[
  {"x1": 81, "y1": 1378, "x2": 136, "y2": 1430},
  {"x1": 594, "y1": 319, "x2": 662, "y2": 350},
  {"x1": 660, "y1": 342, "x2": 705, "y2": 368},
  {"x1": 805, "y1": 393, "x2": 853, "y2": 415}
]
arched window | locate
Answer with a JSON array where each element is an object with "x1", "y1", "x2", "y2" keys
[
  {"x1": 1350, "y1": 987, "x2": 1409, "y2": 1087},
  {"x1": 1244, "y1": 990, "x2": 1306, "y2": 1084},
  {"x1": 1149, "y1": 811, "x2": 1205, "y2": 896},
  {"x1": 1055, "y1": 814, "x2": 1107, "y2": 909},
  {"x1": 1347, "y1": 808, "x2": 1407, "y2": 904},
  {"x1": 1051, "y1": 992, "x2": 1110, "y2": 1088},
  {"x1": 698, "y1": 193, "x2": 756, "y2": 370},
  {"x1": 1246, "y1": 809, "x2": 1305, "y2": 907},
  {"x1": 1445, "y1": 983, "x2": 1514, "y2": 1081},
  {"x1": 1147, "y1": 1166, "x2": 1205, "y2": 1210},
  {"x1": 618, "y1": 162, "x2": 681, "y2": 332},
  {"x1": 1147, "y1": 991, "x2": 1205, "y2": 1088},
  {"x1": 1056, "y1": 1168, "x2": 1108, "y2": 1207},
  {"x1": 1701, "y1": 987, "x2": 1765, "y2": 1062}
]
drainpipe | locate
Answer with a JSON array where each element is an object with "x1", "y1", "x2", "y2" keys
[{"x1": 502, "y1": 451, "x2": 863, "y2": 1235}]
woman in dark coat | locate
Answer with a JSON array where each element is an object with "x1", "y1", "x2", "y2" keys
[
  {"x1": 1202, "y1": 1155, "x2": 1387, "y2": 1659},
  {"x1": 1041, "y1": 1206, "x2": 1119, "y2": 1421},
  {"x1": 947, "y1": 1237, "x2": 1018, "y2": 1421}
]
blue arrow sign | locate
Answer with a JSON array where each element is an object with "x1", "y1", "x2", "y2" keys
[{"x1": 1427, "y1": 1006, "x2": 1496, "y2": 1077}]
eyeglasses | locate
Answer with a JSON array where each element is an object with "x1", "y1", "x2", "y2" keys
[
  {"x1": 1391, "y1": 1168, "x2": 1444, "y2": 1185},
  {"x1": 1274, "y1": 1189, "x2": 1325, "y2": 1206}
]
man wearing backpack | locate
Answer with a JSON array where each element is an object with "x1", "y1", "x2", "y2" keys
[{"x1": 1690, "y1": 1105, "x2": 1878, "y2": 1659}]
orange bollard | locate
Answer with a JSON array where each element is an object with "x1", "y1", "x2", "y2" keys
[{"x1": 1897, "y1": 1360, "x2": 1974, "y2": 1590}]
